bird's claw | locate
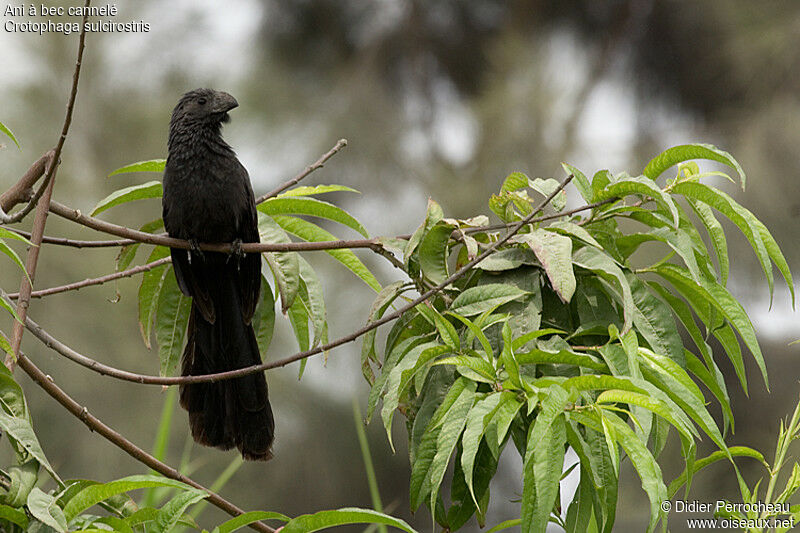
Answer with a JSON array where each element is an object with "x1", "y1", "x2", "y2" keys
[
  {"x1": 228, "y1": 238, "x2": 245, "y2": 266},
  {"x1": 188, "y1": 239, "x2": 205, "y2": 264}
]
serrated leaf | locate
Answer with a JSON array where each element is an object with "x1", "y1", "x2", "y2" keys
[
  {"x1": 653, "y1": 263, "x2": 767, "y2": 389},
  {"x1": 449, "y1": 284, "x2": 528, "y2": 316},
  {"x1": 137, "y1": 247, "x2": 171, "y2": 348},
  {"x1": 687, "y1": 199, "x2": 729, "y2": 285},
  {"x1": 258, "y1": 213, "x2": 300, "y2": 312},
  {"x1": 258, "y1": 196, "x2": 368, "y2": 237},
  {"x1": 27, "y1": 488, "x2": 67, "y2": 533},
  {"x1": 561, "y1": 163, "x2": 593, "y2": 203},
  {"x1": 251, "y1": 275, "x2": 275, "y2": 356},
  {"x1": 298, "y1": 257, "x2": 328, "y2": 348},
  {"x1": 572, "y1": 246, "x2": 634, "y2": 333},
  {"x1": 522, "y1": 411, "x2": 566, "y2": 533},
  {"x1": 515, "y1": 229, "x2": 575, "y2": 303},
  {"x1": 409, "y1": 379, "x2": 476, "y2": 511},
  {"x1": 627, "y1": 273, "x2": 685, "y2": 367},
  {"x1": 63, "y1": 475, "x2": 193, "y2": 520},
  {"x1": 667, "y1": 446, "x2": 765, "y2": 498},
  {"x1": 418, "y1": 222, "x2": 456, "y2": 285},
  {"x1": 460, "y1": 392, "x2": 508, "y2": 507},
  {"x1": 0, "y1": 410, "x2": 60, "y2": 484},
  {"x1": 548, "y1": 220, "x2": 603, "y2": 249},
  {"x1": 155, "y1": 273, "x2": 191, "y2": 377},
  {"x1": 597, "y1": 175, "x2": 679, "y2": 227},
  {"x1": 151, "y1": 489, "x2": 207, "y2": 533},
  {"x1": 272, "y1": 215, "x2": 381, "y2": 292},
  {"x1": 91, "y1": 181, "x2": 163, "y2": 216},
  {"x1": 108, "y1": 159, "x2": 166, "y2": 177},
  {"x1": 643, "y1": 143, "x2": 745, "y2": 189},
  {"x1": 281, "y1": 508, "x2": 418, "y2": 533}
]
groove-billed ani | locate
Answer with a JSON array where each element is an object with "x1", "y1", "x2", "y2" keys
[{"x1": 162, "y1": 88, "x2": 274, "y2": 461}]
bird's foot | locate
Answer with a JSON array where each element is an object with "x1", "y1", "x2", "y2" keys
[
  {"x1": 228, "y1": 238, "x2": 245, "y2": 266},
  {"x1": 188, "y1": 239, "x2": 205, "y2": 264}
]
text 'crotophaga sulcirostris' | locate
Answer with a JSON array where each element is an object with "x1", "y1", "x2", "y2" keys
[{"x1": 162, "y1": 88, "x2": 274, "y2": 461}]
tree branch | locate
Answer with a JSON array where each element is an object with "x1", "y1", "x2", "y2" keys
[
  {"x1": 2, "y1": 228, "x2": 137, "y2": 248},
  {"x1": 14, "y1": 353, "x2": 275, "y2": 533},
  {"x1": 3, "y1": 175, "x2": 575, "y2": 386},
  {"x1": 0, "y1": 151, "x2": 55, "y2": 221},
  {"x1": 6, "y1": 257, "x2": 171, "y2": 300},
  {"x1": 255, "y1": 139, "x2": 348, "y2": 203}
]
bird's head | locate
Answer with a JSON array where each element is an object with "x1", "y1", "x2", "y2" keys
[{"x1": 170, "y1": 88, "x2": 239, "y2": 128}]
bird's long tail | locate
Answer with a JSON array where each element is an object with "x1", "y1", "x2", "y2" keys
[{"x1": 179, "y1": 274, "x2": 274, "y2": 461}]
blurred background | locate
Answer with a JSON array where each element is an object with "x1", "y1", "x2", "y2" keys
[{"x1": 1, "y1": 1, "x2": 799, "y2": 531}]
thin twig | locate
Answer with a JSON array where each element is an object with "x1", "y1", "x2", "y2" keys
[
  {"x1": 6, "y1": 257, "x2": 171, "y2": 300},
  {"x1": 14, "y1": 353, "x2": 275, "y2": 533},
  {"x1": 4, "y1": 175, "x2": 575, "y2": 386},
  {"x1": 7, "y1": 174, "x2": 57, "y2": 370},
  {"x1": 2, "y1": 228, "x2": 137, "y2": 248},
  {"x1": 255, "y1": 139, "x2": 348, "y2": 203}
]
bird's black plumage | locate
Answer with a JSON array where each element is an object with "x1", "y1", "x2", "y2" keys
[{"x1": 162, "y1": 88, "x2": 274, "y2": 461}]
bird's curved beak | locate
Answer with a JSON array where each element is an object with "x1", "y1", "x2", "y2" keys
[{"x1": 213, "y1": 92, "x2": 239, "y2": 114}]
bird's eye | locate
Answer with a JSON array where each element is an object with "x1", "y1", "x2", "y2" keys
[{"x1": 197, "y1": 97, "x2": 207, "y2": 105}]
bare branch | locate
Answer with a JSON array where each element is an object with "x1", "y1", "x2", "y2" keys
[
  {"x1": 7, "y1": 171, "x2": 57, "y2": 370},
  {"x1": 14, "y1": 353, "x2": 275, "y2": 533},
  {"x1": 3, "y1": 228, "x2": 137, "y2": 248},
  {"x1": 255, "y1": 139, "x2": 348, "y2": 203},
  {"x1": 7, "y1": 257, "x2": 171, "y2": 300}
]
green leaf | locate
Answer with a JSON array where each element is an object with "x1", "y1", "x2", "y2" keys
[
  {"x1": 449, "y1": 284, "x2": 528, "y2": 317},
  {"x1": 409, "y1": 379, "x2": 476, "y2": 512},
  {"x1": 522, "y1": 411, "x2": 567, "y2": 533},
  {"x1": 627, "y1": 273, "x2": 685, "y2": 367},
  {"x1": 251, "y1": 275, "x2": 276, "y2": 356},
  {"x1": 137, "y1": 247, "x2": 171, "y2": 349},
  {"x1": 0, "y1": 121, "x2": 20, "y2": 149},
  {"x1": 278, "y1": 184, "x2": 360, "y2": 197},
  {"x1": 643, "y1": 143, "x2": 745, "y2": 189},
  {"x1": 272, "y1": 215, "x2": 381, "y2": 292},
  {"x1": 667, "y1": 446, "x2": 766, "y2": 498},
  {"x1": 596, "y1": 390, "x2": 695, "y2": 442},
  {"x1": 516, "y1": 348, "x2": 608, "y2": 373},
  {"x1": 281, "y1": 508, "x2": 418, "y2": 533},
  {"x1": 475, "y1": 248, "x2": 538, "y2": 271},
  {"x1": 597, "y1": 175, "x2": 680, "y2": 227},
  {"x1": 433, "y1": 355, "x2": 495, "y2": 382},
  {"x1": 1, "y1": 460, "x2": 38, "y2": 508},
  {"x1": 572, "y1": 410, "x2": 667, "y2": 533},
  {"x1": 687, "y1": 199, "x2": 729, "y2": 285},
  {"x1": 0, "y1": 240, "x2": 28, "y2": 281},
  {"x1": 487, "y1": 519, "x2": 522, "y2": 533},
  {"x1": 653, "y1": 263, "x2": 767, "y2": 389},
  {"x1": 0, "y1": 503, "x2": 29, "y2": 528},
  {"x1": 418, "y1": 222, "x2": 456, "y2": 285},
  {"x1": 671, "y1": 182, "x2": 776, "y2": 300},
  {"x1": 548, "y1": 220, "x2": 603, "y2": 249},
  {"x1": 151, "y1": 489, "x2": 207, "y2": 533},
  {"x1": 572, "y1": 246, "x2": 634, "y2": 333},
  {"x1": 529, "y1": 177, "x2": 567, "y2": 211},
  {"x1": 62, "y1": 475, "x2": 193, "y2": 520},
  {"x1": 0, "y1": 410, "x2": 60, "y2": 484},
  {"x1": 91, "y1": 181, "x2": 163, "y2": 216},
  {"x1": 215, "y1": 511, "x2": 290, "y2": 533},
  {"x1": 108, "y1": 159, "x2": 166, "y2": 177},
  {"x1": 561, "y1": 163, "x2": 593, "y2": 203},
  {"x1": 27, "y1": 488, "x2": 68, "y2": 533},
  {"x1": 362, "y1": 282, "x2": 409, "y2": 382},
  {"x1": 447, "y1": 312, "x2": 494, "y2": 358},
  {"x1": 0, "y1": 227, "x2": 32, "y2": 245},
  {"x1": 155, "y1": 273, "x2": 191, "y2": 377},
  {"x1": 298, "y1": 256, "x2": 328, "y2": 348},
  {"x1": 405, "y1": 199, "x2": 445, "y2": 264},
  {"x1": 381, "y1": 343, "x2": 449, "y2": 450},
  {"x1": 460, "y1": 392, "x2": 509, "y2": 507},
  {"x1": 515, "y1": 229, "x2": 576, "y2": 303},
  {"x1": 258, "y1": 196, "x2": 368, "y2": 237},
  {"x1": 116, "y1": 218, "x2": 164, "y2": 272}
]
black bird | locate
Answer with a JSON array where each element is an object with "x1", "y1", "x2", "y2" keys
[{"x1": 162, "y1": 88, "x2": 274, "y2": 460}]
